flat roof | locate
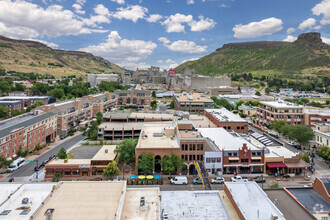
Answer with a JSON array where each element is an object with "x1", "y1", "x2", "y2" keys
[
  {"x1": 189, "y1": 115, "x2": 217, "y2": 128},
  {"x1": 0, "y1": 184, "x2": 22, "y2": 204},
  {"x1": 48, "y1": 159, "x2": 91, "y2": 166},
  {"x1": 121, "y1": 188, "x2": 160, "y2": 220},
  {"x1": 286, "y1": 188, "x2": 330, "y2": 213},
  {"x1": 99, "y1": 121, "x2": 172, "y2": 130},
  {"x1": 161, "y1": 191, "x2": 231, "y2": 220},
  {"x1": 0, "y1": 100, "x2": 22, "y2": 104},
  {"x1": 174, "y1": 93, "x2": 213, "y2": 103},
  {"x1": 0, "y1": 96, "x2": 49, "y2": 100},
  {"x1": 225, "y1": 182, "x2": 285, "y2": 220},
  {"x1": 104, "y1": 112, "x2": 173, "y2": 120},
  {"x1": 179, "y1": 130, "x2": 200, "y2": 138},
  {"x1": 32, "y1": 181, "x2": 126, "y2": 220},
  {"x1": 267, "y1": 146, "x2": 298, "y2": 159},
  {"x1": 265, "y1": 189, "x2": 314, "y2": 220},
  {"x1": 238, "y1": 104, "x2": 255, "y2": 110},
  {"x1": 136, "y1": 124, "x2": 179, "y2": 149},
  {"x1": 0, "y1": 183, "x2": 56, "y2": 220},
  {"x1": 260, "y1": 100, "x2": 303, "y2": 109},
  {"x1": 304, "y1": 107, "x2": 330, "y2": 116},
  {"x1": 91, "y1": 145, "x2": 117, "y2": 161},
  {"x1": 199, "y1": 128, "x2": 260, "y2": 151},
  {"x1": 205, "y1": 108, "x2": 247, "y2": 122}
]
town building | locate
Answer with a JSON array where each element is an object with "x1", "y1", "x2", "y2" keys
[
  {"x1": 304, "y1": 107, "x2": 330, "y2": 129},
  {"x1": 0, "y1": 96, "x2": 50, "y2": 108},
  {"x1": 238, "y1": 104, "x2": 256, "y2": 117},
  {"x1": 87, "y1": 73, "x2": 120, "y2": 87},
  {"x1": 224, "y1": 181, "x2": 285, "y2": 220},
  {"x1": 205, "y1": 86, "x2": 239, "y2": 96},
  {"x1": 45, "y1": 145, "x2": 118, "y2": 178},
  {"x1": 173, "y1": 92, "x2": 214, "y2": 113},
  {"x1": 256, "y1": 100, "x2": 304, "y2": 126},
  {"x1": 199, "y1": 128, "x2": 264, "y2": 174},
  {"x1": 284, "y1": 178, "x2": 330, "y2": 219},
  {"x1": 114, "y1": 90, "x2": 151, "y2": 108},
  {"x1": 0, "y1": 100, "x2": 23, "y2": 116},
  {"x1": 133, "y1": 66, "x2": 167, "y2": 84},
  {"x1": 314, "y1": 123, "x2": 330, "y2": 148},
  {"x1": 0, "y1": 112, "x2": 57, "y2": 159},
  {"x1": 204, "y1": 108, "x2": 248, "y2": 134}
]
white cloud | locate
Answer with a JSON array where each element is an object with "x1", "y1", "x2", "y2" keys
[
  {"x1": 314, "y1": 25, "x2": 322, "y2": 30},
  {"x1": 322, "y1": 37, "x2": 330, "y2": 44},
  {"x1": 187, "y1": 0, "x2": 195, "y2": 4},
  {"x1": 312, "y1": 0, "x2": 330, "y2": 25},
  {"x1": 219, "y1": 4, "x2": 229, "y2": 8},
  {"x1": 76, "y1": 0, "x2": 86, "y2": 5},
  {"x1": 157, "y1": 60, "x2": 163, "y2": 63},
  {"x1": 189, "y1": 16, "x2": 216, "y2": 32},
  {"x1": 146, "y1": 14, "x2": 163, "y2": 23},
  {"x1": 72, "y1": 3, "x2": 85, "y2": 15},
  {"x1": 298, "y1": 18, "x2": 316, "y2": 30},
  {"x1": 112, "y1": 5, "x2": 148, "y2": 23},
  {"x1": 158, "y1": 37, "x2": 171, "y2": 44},
  {"x1": 286, "y1": 27, "x2": 295, "y2": 34},
  {"x1": 201, "y1": 37, "x2": 206, "y2": 41},
  {"x1": 110, "y1": 0, "x2": 125, "y2": 4},
  {"x1": 79, "y1": 31, "x2": 157, "y2": 67},
  {"x1": 83, "y1": 4, "x2": 111, "y2": 27},
  {"x1": 25, "y1": 38, "x2": 59, "y2": 49},
  {"x1": 162, "y1": 13, "x2": 193, "y2": 33},
  {"x1": 181, "y1": 57, "x2": 199, "y2": 64},
  {"x1": 233, "y1": 17, "x2": 283, "y2": 39},
  {"x1": 162, "y1": 40, "x2": 207, "y2": 54},
  {"x1": 166, "y1": 58, "x2": 175, "y2": 63},
  {"x1": 0, "y1": 1, "x2": 104, "y2": 39},
  {"x1": 283, "y1": 35, "x2": 297, "y2": 42}
]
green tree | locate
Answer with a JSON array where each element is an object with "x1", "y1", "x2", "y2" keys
[
  {"x1": 161, "y1": 155, "x2": 175, "y2": 176},
  {"x1": 317, "y1": 145, "x2": 330, "y2": 161},
  {"x1": 86, "y1": 121, "x2": 99, "y2": 140},
  {"x1": 287, "y1": 125, "x2": 314, "y2": 146},
  {"x1": 68, "y1": 127, "x2": 75, "y2": 136},
  {"x1": 211, "y1": 97, "x2": 233, "y2": 111},
  {"x1": 170, "y1": 152, "x2": 185, "y2": 171},
  {"x1": 56, "y1": 147, "x2": 67, "y2": 159},
  {"x1": 0, "y1": 106, "x2": 10, "y2": 118},
  {"x1": 14, "y1": 83, "x2": 25, "y2": 91},
  {"x1": 269, "y1": 120, "x2": 286, "y2": 133},
  {"x1": 151, "y1": 100, "x2": 157, "y2": 110},
  {"x1": 48, "y1": 88, "x2": 65, "y2": 99},
  {"x1": 301, "y1": 152, "x2": 310, "y2": 163},
  {"x1": 0, "y1": 156, "x2": 12, "y2": 167},
  {"x1": 170, "y1": 101, "x2": 175, "y2": 109},
  {"x1": 152, "y1": 91, "x2": 156, "y2": 98},
  {"x1": 138, "y1": 152, "x2": 154, "y2": 175},
  {"x1": 235, "y1": 100, "x2": 244, "y2": 110},
  {"x1": 115, "y1": 139, "x2": 138, "y2": 165},
  {"x1": 255, "y1": 91, "x2": 261, "y2": 96},
  {"x1": 102, "y1": 160, "x2": 120, "y2": 179},
  {"x1": 96, "y1": 112, "x2": 103, "y2": 125}
]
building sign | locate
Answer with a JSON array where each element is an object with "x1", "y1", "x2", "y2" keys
[
  {"x1": 169, "y1": 69, "x2": 176, "y2": 74},
  {"x1": 79, "y1": 165, "x2": 90, "y2": 168}
]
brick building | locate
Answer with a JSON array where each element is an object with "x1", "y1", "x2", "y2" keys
[
  {"x1": 204, "y1": 108, "x2": 248, "y2": 134},
  {"x1": 114, "y1": 90, "x2": 151, "y2": 108},
  {"x1": 304, "y1": 107, "x2": 330, "y2": 129},
  {"x1": 0, "y1": 112, "x2": 57, "y2": 159},
  {"x1": 0, "y1": 100, "x2": 23, "y2": 116},
  {"x1": 0, "y1": 96, "x2": 50, "y2": 108},
  {"x1": 173, "y1": 92, "x2": 214, "y2": 113}
]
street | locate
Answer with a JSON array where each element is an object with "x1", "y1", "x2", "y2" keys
[{"x1": 6, "y1": 134, "x2": 85, "y2": 179}]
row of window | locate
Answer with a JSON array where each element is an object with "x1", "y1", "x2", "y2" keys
[
  {"x1": 181, "y1": 144, "x2": 204, "y2": 151},
  {"x1": 229, "y1": 159, "x2": 262, "y2": 163},
  {"x1": 181, "y1": 154, "x2": 204, "y2": 161},
  {"x1": 206, "y1": 157, "x2": 221, "y2": 163}
]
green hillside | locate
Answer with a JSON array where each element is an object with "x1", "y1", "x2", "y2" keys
[
  {"x1": 176, "y1": 33, "x2": 330, "y2": 77},
  {"x1": 0, "y1": 35, "x2": 122, "y2": 78}
]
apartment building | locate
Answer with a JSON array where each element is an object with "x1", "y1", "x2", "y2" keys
[
  {"x1": 0, "y1": 100, "x2": 23, "y2": 116},
  {"x1": 36, "y1": 92, "x2": 114, "y2": 137},
  {"x1": 0, "y1": 96, "x2": 50, "y2": 107},
  {"x1": 204, "y1": 108, "x2": 248, "y2": 134},
  {"x1": 314, "y1": 123, "x2": 330, "y2": 148},
  {"x1": 256, "y1": 100, "x2": 304, "y2": 126},
  {"x1": 304, "y1": 107, "x2": 330, "y2": 129},
  {"x1": 0, "y1": 112, "x2": 57, "y2": 159},
  {"x1": 114, "y1": 90, "x2": 151, "y2": 108},
  {"x1": 173, "y1": 92, "x2": 214, "y2": 113}
]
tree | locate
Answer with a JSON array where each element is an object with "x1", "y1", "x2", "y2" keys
[
  {"x1": 56, "y1": 147, "x2": 67, "y2": 159},
  {"x1": 269, "y1": 120, "x2": 286, "y2": 133},
  {"x1": 301, "y1": 152, "x2": 310, "y2": 163},
  {"x1": 170, "y1": 101, "x2": 175, "y2": 109},
  {"x1": 102, "y1": 160, "x2": 120, "y2": 179},
  {"x1": 170, "y1": 152, "x2": 185, "y2": 171},
  {"x1": 317, "y1": 145, "x2": 330, "y2": 161},
  {"x1": 152, "y1": 91, "x2": 156, "y2": 98},
  {"x1": 68, "y1": 127, "x2": 75, "y2": 136},
  {"x1": 161, "y1": 155, "x2": 175, "y2": 176},
  {"x1": 48, "y1": 88, "x2": 65, "y2": 99},
  {"x1": 0, "y1": 105, "x2": 10, "y2": 118},
  {"x1": 138, "y1": 152, "x2": 154, "y2": 175},
  {"x1": 235, "y1": 100, "x2": 244, "y2": 110},
  {"x1": 14, "y1": 83, "x2": 25, "y2": 91},
  {"x1": 255, "y1": 91, "x2": 261, "y2": 96},
  {"x1": 115, "y1": 139, "x2": 138, "y2": 165},
  {"x1": 151, "y1": 100, "x2": 157, "y2": 110},
  {"x1": 287, "y1": 125, "x2": 314, "y2": 146},
  {"x1": 211, "y1": 97, "x2": 233, "y2": 111},
  {"x1": 86, "y1": 121, "x2": 99, "y2": 140},
  {"x1": 96, "y1": 112, "x2": 103, "y2": 125}
]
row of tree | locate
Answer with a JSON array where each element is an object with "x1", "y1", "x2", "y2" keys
[{"x1": 269, "y1": 120, "x2": 314, "y2": 146}]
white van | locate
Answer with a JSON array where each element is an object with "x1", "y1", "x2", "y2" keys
[
  {"x1": 7, "y1": 157, "x2": 25, "y2": 173},
  {"x1": 170, "y1": 176, "x2": 188, "y2": 185}
]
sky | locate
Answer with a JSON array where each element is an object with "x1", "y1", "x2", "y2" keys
[{"x1": 0, "y1": 0, "x2": 329, "y2": 71}]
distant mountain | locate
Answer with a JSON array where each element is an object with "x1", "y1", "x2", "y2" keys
[
  {"x1": 0, "y1": 35, "x2": 122, "y2": 77},
  {"x1": 176, "y1": 32, "x2": 330, "y2": 77}
]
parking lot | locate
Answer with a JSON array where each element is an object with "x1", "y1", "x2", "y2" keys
[{"x1": 69, "y1": 145, "x2": 103, "y2": 159}]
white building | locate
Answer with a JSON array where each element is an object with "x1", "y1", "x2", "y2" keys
[{"x1": 87, "y1": 73, "x2": 120, "y2": 87}]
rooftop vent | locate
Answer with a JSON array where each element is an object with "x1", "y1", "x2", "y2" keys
[
  {"x1": 44, "y1": 209, "x2": 55, "y2": 220},
  {"x1": 153, "y1": 132, "x2": 163, "y2": 137}
]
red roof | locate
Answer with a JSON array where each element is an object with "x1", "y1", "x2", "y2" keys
[{"x1": 266, "y1": 162, "x2": 287, "y2": 168}]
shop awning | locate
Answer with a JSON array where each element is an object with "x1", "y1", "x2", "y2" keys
[
  {"x1": 285, "y1": 160, "x2": 306, "y2": 168},
  {"x1": 266, "y1": 162, "x2": 286, "y2": 168},
  {"x1": 251, "y1": 157, "x2": 262, "y2": 160},
  {"x1": 228, "y1": 157, "x2": 239, "y2": 161}
]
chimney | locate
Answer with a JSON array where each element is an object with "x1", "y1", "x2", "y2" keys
[{"x1": 44, "y1": 209, "x2": 55, "y2": 220}]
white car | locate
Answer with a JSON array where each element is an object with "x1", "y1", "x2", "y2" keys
[
  {"x1": 231, "y1": 176, "x2": 248, "y2": 182},
  {"x1": 211, "y1": 177, "x2": 224, "y2": 184}
]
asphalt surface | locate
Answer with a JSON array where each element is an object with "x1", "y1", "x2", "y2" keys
[
  {"x1": 70, "y1": 145, "x2": 103, "y2": 159},
  {"x1": 8, "y1": 134, "x2": 85, "y2": 178}
]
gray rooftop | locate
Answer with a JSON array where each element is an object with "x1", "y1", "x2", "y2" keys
[
  {"x1": 321, "y1": 178, "x2": 330, "y2": 195},
  {"x1": 0, "y1": 112, "x2": 55, "y2": 137},
  {"x1": 286, "y1": 188, "x2": 330, "y2": 213}
]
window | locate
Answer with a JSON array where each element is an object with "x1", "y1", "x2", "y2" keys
[
  {"x1": 201, "y1": 144, "x2": 203, "y2": 151},
  {"x1": 241, "y1": 159, "x2": 249, "y2": 163},
  {"x1": 212, "y1": 158, "x2": 216, "y2": 163},
  {"x1": 237, "y1": 126, "x2": 240, "y2": 130},
  {"x1": 233, "y1": 152, "x2": 238, "y2": 156},
  {"x1": 200, "y1": 155, "x2": 203, "y2": 160},
  {"x1": 181, "y1": 144, "x2": 185, "y2": 151},
  {"x1": 0, "y1": 147, "x2": 3, "y2": 153},
  {"x1": 193, "y1": 155, "x2": 195, "y2": 160},
  {"x1": 6, "y1": 144, "x2": 9, "y2": 149},
  {"x1": 192, "y1": 144, "x2": 195, "y2": 151},
  {"x1": 189, "y1": 155, "x2": 192, "y2": 161},
  {"x1": 217, "y1": 157, "x2": 221, "y2": 163},
  {"x1": 241, "y1": 126, "x2": 244, "y2": 129},
  {"x1": 228, "y1": 152, "x2": 232, "y2": 156},
  {"x1": 189, "y1": 144, "x2": 193, "y2": 151},
  {"x1": 206, "y1": 158, "x2": 210, "y2": 163},
  {"x1": 185, "y1": 155, "x2": 188, "y2": 161}
]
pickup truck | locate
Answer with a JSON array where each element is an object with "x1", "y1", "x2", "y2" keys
[{"x1": 231, "y1": 176, "x2": 248, "y2": 182}]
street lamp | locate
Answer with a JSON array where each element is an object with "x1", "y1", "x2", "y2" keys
[{"x1": 261, "y1": 174, "x2": 264, "y2": 189}]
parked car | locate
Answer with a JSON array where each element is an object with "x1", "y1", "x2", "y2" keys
[
  {"x1": 89, "y1": 177, "x2": 103, "y2": 181},
  {"x1": 193, "y1": 177, "x2": 203, "y2": 185},
  {"x1": 211, "y1": 177, "x2": 224, "y2": 184},
  {"x1": 250, "y1": 176, "x2": 266, "y2": 183},
  {"x1": 231, "y1": 176, "x2": 248, "y2": 182},
  {"x1": 7, "y1": 157, "x2": 25, "y2": 173},
  {"x1": 34, "y1": 159, "x2": 49, "y2": 171},
  {"x1": 48, "y1": 155, "x2": 56, "y2": 161},
  {"x1": 282, "y1": 174, "x2": 290, "y2": 179},
  {"x1": 170, "y1": 176, "x2": 188, "y2": 185}
]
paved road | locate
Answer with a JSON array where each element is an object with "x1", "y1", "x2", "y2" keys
[{"x1": 8, "y1": 134, "x2": 85, "y2": 178}]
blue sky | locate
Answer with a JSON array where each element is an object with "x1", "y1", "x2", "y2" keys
[{"x1": 0, "y1": 0, "x2": 329, "y2": 70}]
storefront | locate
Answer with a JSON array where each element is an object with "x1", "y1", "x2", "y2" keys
[{"x1": 265, "y1": 162, "x2": 286, "y2": 175}]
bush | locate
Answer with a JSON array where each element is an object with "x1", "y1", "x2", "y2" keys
[{"x1": 270, "y1": 181, "x2": 279, "y2": 189}]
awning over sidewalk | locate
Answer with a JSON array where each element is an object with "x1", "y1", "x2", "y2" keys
[
  {"x1": 266, "y1": 162, "x2": 286, "y2": 168},
  {"x1": 285, "y1": 160, "x2": 307, "y2": 168}
]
